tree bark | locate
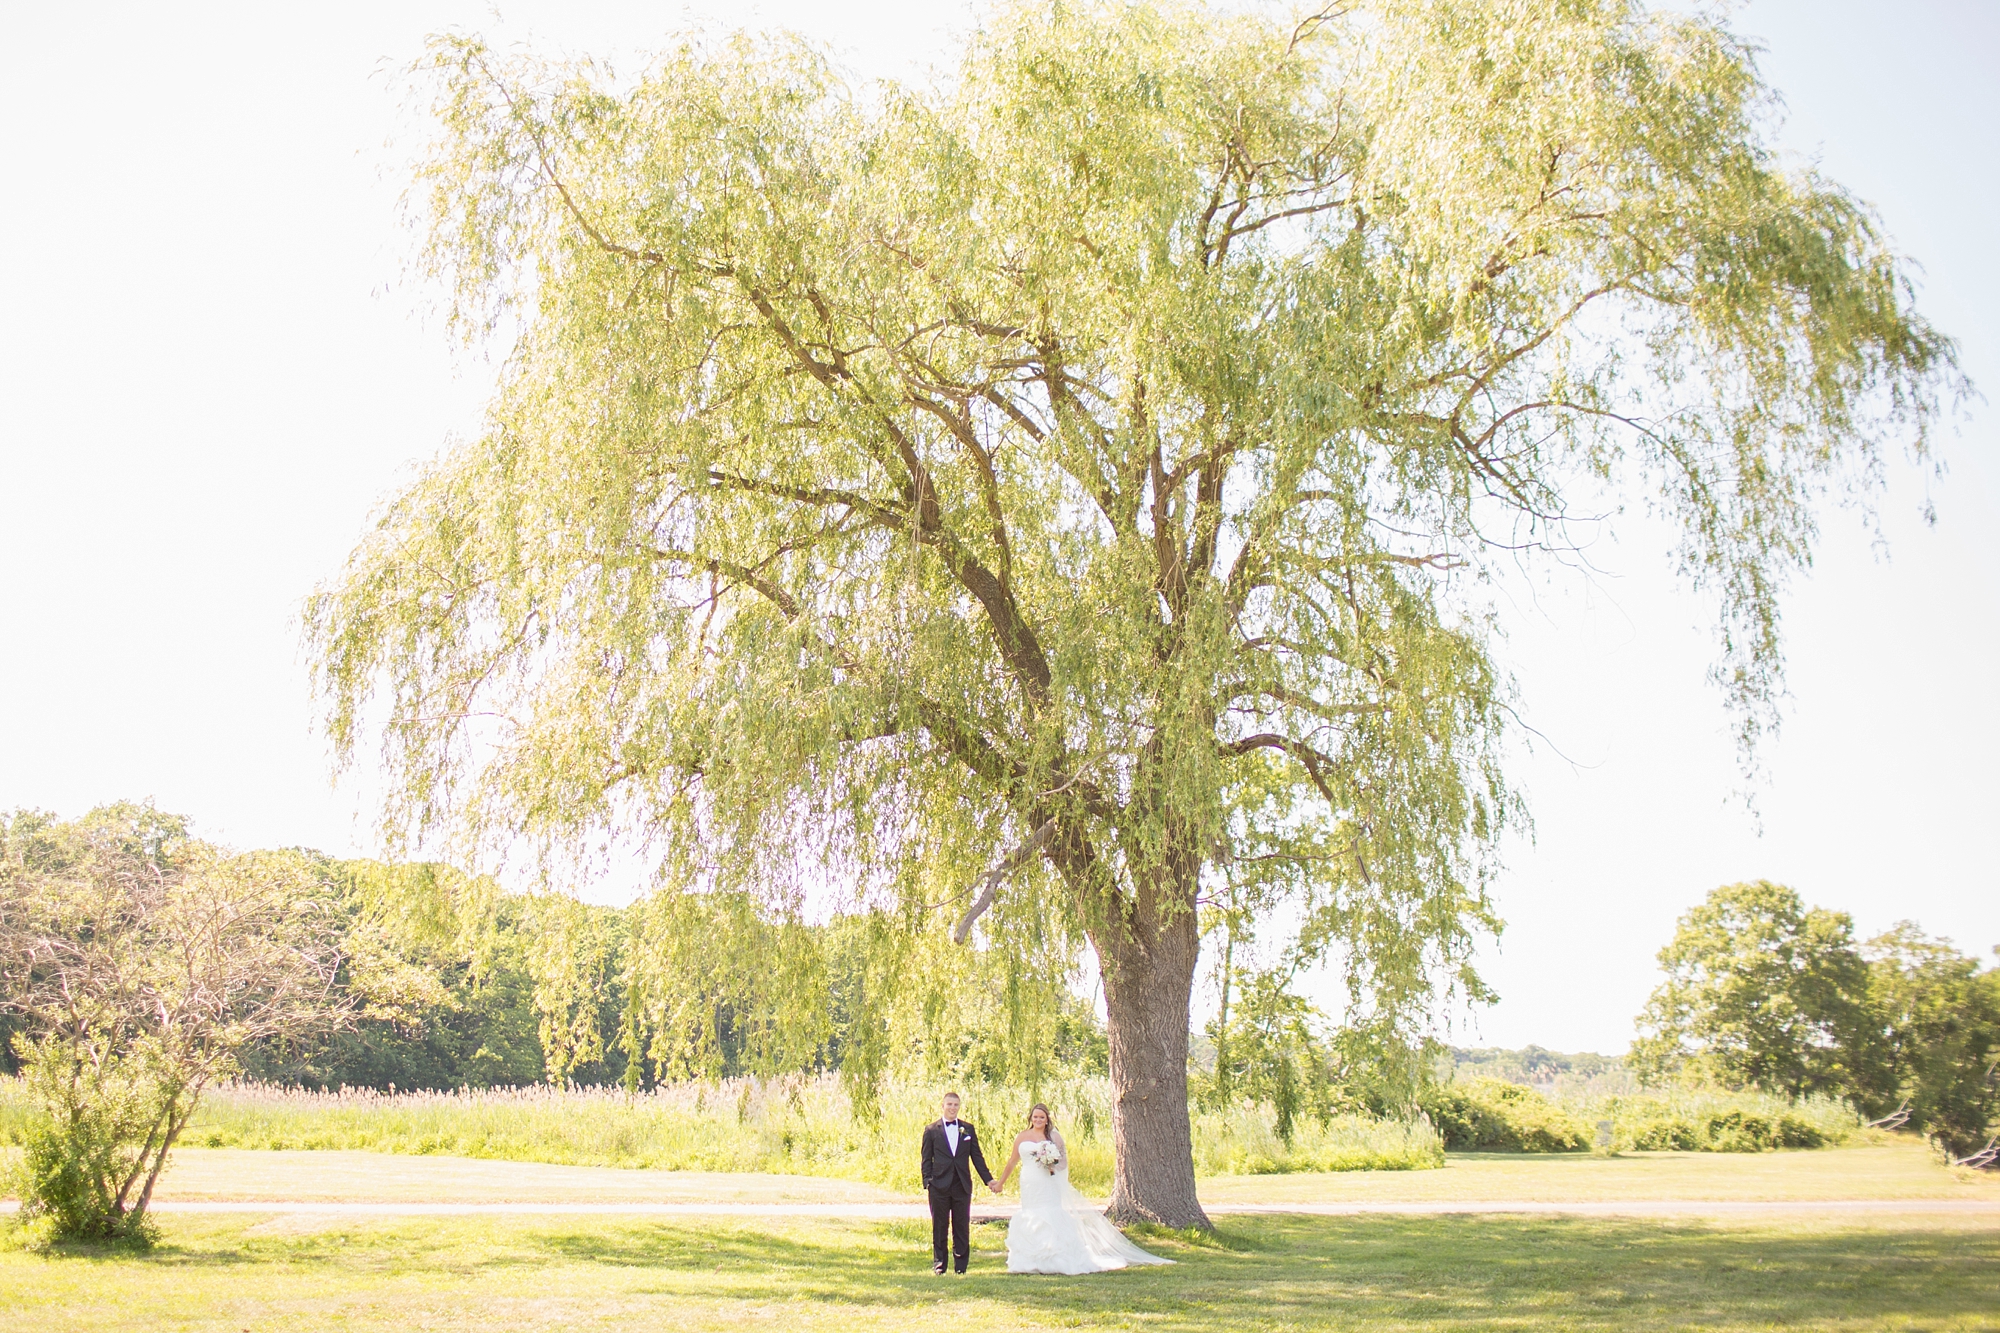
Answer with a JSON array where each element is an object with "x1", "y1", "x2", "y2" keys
[
  {"x1": 131, "y1": 1094, "x2": 196, "y2": 1225},
  {"x1": 1093, "y1": 866, "x2": 1212, "y2": 1230}
]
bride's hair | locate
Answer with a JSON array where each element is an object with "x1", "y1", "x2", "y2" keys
[{"x1": 1027, "y1": 1102, "x2": 1053, "y2": 1132}]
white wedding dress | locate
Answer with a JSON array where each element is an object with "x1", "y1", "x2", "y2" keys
[{"x1": 1005, "y1": 1138, "x2": 1173, "y2": 1275}]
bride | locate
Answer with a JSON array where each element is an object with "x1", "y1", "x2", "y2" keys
[{"x1": 990, "y1": 1104, "x2": 1173, "y2": 1275}]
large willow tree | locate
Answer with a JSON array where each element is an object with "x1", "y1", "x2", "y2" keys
[{"x1": 309, "y1": 0, "x2": 1955, "y2": 1225}]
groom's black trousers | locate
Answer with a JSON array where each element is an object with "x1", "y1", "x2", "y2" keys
[{"x1": 929, "y1": 1180, "x2": 971, "y2": 1272}]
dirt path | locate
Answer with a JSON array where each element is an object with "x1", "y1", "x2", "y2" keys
[{"x1": 5, "y1": 1198, "x2": 1994, "y2": 1219}]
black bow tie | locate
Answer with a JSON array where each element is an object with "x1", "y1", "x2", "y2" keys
[{"x1": 946, "y1": 1120, "x2": 958, "y2": 1127}]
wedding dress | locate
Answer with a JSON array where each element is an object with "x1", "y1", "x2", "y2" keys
[{"x1": 1005, "y1": 1138, "x2": 1173, "y2": 1275}]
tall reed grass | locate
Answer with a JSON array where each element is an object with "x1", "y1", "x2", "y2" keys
[{"x1": 0, "y1": 1075, "x2": 1442, "y2": 1192}]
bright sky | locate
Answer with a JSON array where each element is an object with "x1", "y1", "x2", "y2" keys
[{"x1": 2, "y1": 1, "x2": 1994, "y2": 1057}]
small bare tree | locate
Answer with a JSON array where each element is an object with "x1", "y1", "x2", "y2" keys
[{"x1": 0, "y1": 805, "x2": 347, "y2": 1240}]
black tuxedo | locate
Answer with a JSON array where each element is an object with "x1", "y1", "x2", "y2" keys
[{"x1": 920, "y1": 1118, "x2": 992, "y2": 1272}]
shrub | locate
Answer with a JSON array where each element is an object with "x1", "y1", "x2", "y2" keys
[
  {"x1": 1424, "y1": 1081, "x2": 1847, "y2": 1154},
  {"x1": 1583, "y1": 1090, "x2": 1856, "y2": 1152},
  {"x1": 1624, "y1": 1117, "x2": 1701, "y2": 1151},
  {"x1": 1620, "y1": 1106, "x2": 1828, "y2": 1153},
  {"x1": 3, "y1": 1042, "x2": 165, "y2": 1244},
  {"x1": 0, "y1": 807, "x2": 347, "y2": 1241},
  {"x1": 1420, "y1": 1078, "x2": 1592, "y2": 1152}
]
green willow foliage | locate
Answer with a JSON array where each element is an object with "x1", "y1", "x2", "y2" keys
[
  {"x1": 254, "y1": 857, "x2": 1101, "y2": 1102},
  {"x1": 557, "y1": 890, "x2": 1100, "y2": 1107},
  {"x1": 307, "y1": 0, "x2": 1955, "y2": 1222}
]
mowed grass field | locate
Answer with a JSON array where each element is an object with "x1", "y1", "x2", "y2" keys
[
  {"x1": 4, "y1": 1141, "x2": 1997, "y2": 1331},
  {"x1": 6, "y1": 1211, "x2": 1997, "y2": 1332}
]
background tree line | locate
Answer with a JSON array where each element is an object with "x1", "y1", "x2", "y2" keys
[
  {"x1": 257, "y1": 859, "x2": 1108, "y2": 1101},
  {"x1": 1, "y1": 802, "x2": 1110, "y2": 1240},
  {"x1": 1633, "y1": 881, "x2": 2000, "y2": 1162},
  {"x1": 2, "y1": 805, "x2": 1109, "y2": 1098},
  {"x1": 11, "y1": 811, "x2": 1992, "y2": 1149},
  {"x1": 1183, "y1": 882, "x2": 2000, "y2": 1166}
]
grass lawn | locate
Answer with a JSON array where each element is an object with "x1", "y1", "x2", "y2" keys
[
  {"x1": 4, "y1": 1210, "x2": 1997, "y2": 1332},
  {"x1": 6, "y1": 1141, "x2": 1996, "y2": 1329}
]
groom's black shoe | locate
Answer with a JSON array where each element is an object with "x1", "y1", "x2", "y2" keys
[{"x1": 933, "y1": 1263, "x2": 947, "y2": 1275}]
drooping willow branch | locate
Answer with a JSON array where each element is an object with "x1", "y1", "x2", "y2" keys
[{"x1": 954, "y1": 819, "x2": 1058, "y2": 944}]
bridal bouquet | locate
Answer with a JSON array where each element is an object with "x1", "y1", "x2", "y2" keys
[{"x1": 1023, "y1": 1142, "x2": 1063, "y2": 1176}]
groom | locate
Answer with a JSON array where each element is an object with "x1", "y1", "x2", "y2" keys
[{"x1": 920, "y1": 1091, "x2": 994, "y2": 1274}]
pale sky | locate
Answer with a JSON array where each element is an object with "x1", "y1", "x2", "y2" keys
[{"x1": 2, "y1": 1, "x2": 1994, "y2": 1056}]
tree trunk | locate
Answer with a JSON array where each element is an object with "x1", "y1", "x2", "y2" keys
[
  {"x1": 131, "y1": 1097, "x2": 196, "y2": 1225},
  {"x1": 1094, "y1": 872, "x2": 1211, "y2": 1230}
]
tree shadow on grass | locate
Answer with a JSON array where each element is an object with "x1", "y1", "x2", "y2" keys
[
  {"x1": 544, "y1": 1214, "x2": 2000, "y2": 1329},
  {"x1": 63, "y1": 1213, "x2": 2000, "y2": 1330}
]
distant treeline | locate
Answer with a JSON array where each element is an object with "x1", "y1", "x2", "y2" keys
[
  {"x1": 5, "y1": 815, "x2": 1990, "y2": 1163},
  {"x1": 238, "y1": 871, "x2": 552, "y2": 1092},
  {"x1": 1633, "y1": 882, "x2": 1999, "y2": 1161},
  {"x1": 0, "y1": 840, "x2": 1106, "y2": 1095},
  {"x1": 140, "y1": 854, "x2": 1107, "y2": 1096},
  {"x1": 1441, "y1": 1045, "x2": 1625, "y2": 1087},
  {"x1": 1431, "y1": 883, "x2": 2000, "y2": 1164}
]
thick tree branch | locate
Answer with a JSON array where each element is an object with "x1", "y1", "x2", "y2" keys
[
  {"x1": 953, "y1": 819, "x2": 1058, "y2": 943},
  {"x1": 1221, "y1": 732, "x2": 1341, "y2": 808}
]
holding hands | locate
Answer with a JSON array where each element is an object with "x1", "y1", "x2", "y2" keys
[{"x1": 993, "y1": 1103, "x2": 1061, "y2": 1196}]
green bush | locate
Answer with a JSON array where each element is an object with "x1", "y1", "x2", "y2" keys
[
  {"x1": 3, "y1": 1049, "x2": 163, "y2": 1246},
  {"x1": 11, "y1": 1121, "x2": 150, "y2": 1246},
  {"x1": 1580, "y1": 1090, "x2": 1857, "y2": 1152},
  {"x1": 1624, "y1": 1116, "x2": 1701, "y2": 1151},
  {"x1": 1421, "y1": 1080, "x2": 1844, "y2": 1155},
  {"x1": 1420, "y1": 1078, "x2": 1592, "y2": 1152},
  {"x1": 1621, "y1": 1107, "x2": 1827, "y2": 1153}
]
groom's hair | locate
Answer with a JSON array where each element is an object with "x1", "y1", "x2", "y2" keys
[{"x1": 943, "y1": 1091, "x2": 961, "y2": 1102}]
